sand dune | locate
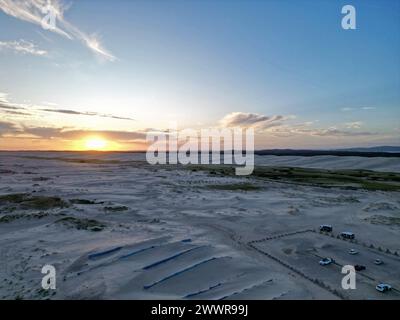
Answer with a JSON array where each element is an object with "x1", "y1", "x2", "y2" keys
[
  {"x1": 255, "y1": 155, "x2": 400, "y2": 172},
  {"x1": 0, "y1": 152, "x2": 399, "y2": 300}
]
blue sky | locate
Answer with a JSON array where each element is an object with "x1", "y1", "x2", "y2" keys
[{"x1": 0, "y1": 0, "x2": 399, "y2": 150}]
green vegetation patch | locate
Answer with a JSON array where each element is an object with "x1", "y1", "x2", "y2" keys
[
  {"x1": 69, "y1": 199, "x2": 98, "y2": 205},
  {"x1": 0, "y1": 193, "x2": 69, "y2": 210},
  {"x1": 0, "y1": 212, "x2": 49, "y2": 223},
  {"x1": 104, "y1": 205, "x2": 129, "y2": 212},
  {"x1": 20, "y1": 156, "x2": 123, "y2": 165},
  {"x1": 55, "y1": 216, "x2": 106, "y2": 231},
  {"x1": 186, "y1": 165, "x2": 400, "y2": 192},
  {"x1": 206, "y1": 183, "x2": 261, "y2": 191},
  {"x1": 365, "y1": 215, "x2": 400, "y2": 226}
]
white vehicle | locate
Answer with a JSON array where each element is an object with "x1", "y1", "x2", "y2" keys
[
  {"x1": 319, "y1": 258, "x2": 334, "y2": 266},
  {"x1": 341, "y1": 232, "x2": 355, "y2": 239},
  {"x1": 374, "y1": 259, "x2": 383, "y2": 265},
  {"x1": 348, "y1": 249, "x2": 358, "y2": 255},
  {"x1": 376, "y1": 284, "x2": 392, "y2": 293}
]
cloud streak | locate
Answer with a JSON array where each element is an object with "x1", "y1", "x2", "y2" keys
[
  {"x1": 341, "y1": 106, "x2": 376, "y2": 112},
  {"x1": 345, "y1": 121, "x2": 363, "y2": 129},
  {"x1": 0, "y1": 120, "x2": 145, "y2": 142},
  {"x1": 0, "y1": 120, "x2": 21, "y2": 135},
  {"x1": 219, "y1": 112, "x2": 376, "y2": 138},
  {"x1": 0, "y1": 92, "x2": 135, "y2": 121},
  {"x1": 307, "y1": 128, "x2": 375, "y2": 137},
  {"x1": 40, "y1": 108, "x2": 135, "y2": 121},
  {"x1": 22, "y1": 124, "x2": 146, "y2": 141},
  {"x1": 270, "y1": 125, "x2": 376, "y2": 138},
  {"x1": 0, "y1": 0, "x2": 116, "y2": 61},
  {"x1": 219, "y1": 112, "x2": 288, "y2": 129},
  {"x1": 0, "y1": 39, "x2": 47, "y2": 56},
  {"x1": 0, "y1": 92, "x2": 29, "y2": 111}
]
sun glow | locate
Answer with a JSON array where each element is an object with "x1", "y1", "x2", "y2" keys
[{"x1": 84, "y1": 137, "x2": 108, "y2": 150}]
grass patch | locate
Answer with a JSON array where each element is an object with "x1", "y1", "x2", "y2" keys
[
  {"x1": 32, "y1": 177, "x2": 51, "y2": 182},
  {"x1": 69, "y1": 199, "x2": 97, "y2": 205},
  {"x1": 0, "y1": 169, "x2": 16, "y2": 174},
  {"x1": 0, "y1": 212, "x2": 49, "y2": 223},
  {"x1": 104, "y1": 205, "x2": 129, "y2": 212},
  {"x1": 0, "y1": 193, "x2": 69, "y2": 210},
  {"x1": 365, "y1": 215, "x2": 400, "y2": 226},
  {"x1": 21, "y1": 156, "x2": 122, "y2": 165},
  {"x1": 206, "y1": 183, "x2": 261, "y2": 191},
  {"x1": 187, "y1": 165, "x2": 400, "y2": 192},
  {"x1": 55, "y1": 216, "x2": 105, "y2": 231},
  {"x1": 0, "y1": 193, "x2": 27, "y2": 203}
]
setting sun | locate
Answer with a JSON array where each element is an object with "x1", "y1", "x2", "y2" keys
[{"x1": 84, "y1": 137, "x2": 108, "y2": 150}]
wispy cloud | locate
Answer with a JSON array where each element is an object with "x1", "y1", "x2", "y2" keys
[
  {"x1": 270, "y1": 125, "x2": 375, "y2": 137},
  {"x1": 341, "y1": 107, "x2": 354, "y2": 112},
  {"x1": 0, "y1": 0, "x2": 70, "y2": 37},
  {"x1": 219, "y1": 112, "x2": 289, "y2": 129},
  {"x1": 0, "y1": 92, "x2": 28, "y2": 111},
  {"x1": 0, "y1": 39, "x2": 47, "y2": 56},
  {"x1": 0, "y1": 92, "x2": 135, "y2": 121},
  {"x1": 219, "y1": 111, "x2": 376, "y2": 138},
  {"x1": 21, "y1": 125, "x2": 146, "y2": 141},
  {"x1": 0, "y1": 0, "x2": 116, "y2": 61},
  {"x1": 307, "y1": 127, "x2": 375, "y2": 137},
  {"x1": 40, "y1": 108, "x2": 135, "y2": 121},
  {"x1": 0, "y1": 120, "x2": 21, "y2": 136},
  {"x1": 2, "y1": 110, "x2": 32, "y2": 116},
  {"x1": 341, "y1": 106, "x2": 376, "y2": 112},
  {"x1": 345, "y1": 121, "x2": 363, "y2": 129},
  {"x1": 0, "y1": 119, "x2": 146, "y2": 141}
]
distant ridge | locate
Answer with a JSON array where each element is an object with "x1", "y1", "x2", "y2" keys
[
  {"x1": 255, "y1": 148, "x2": 400, "y2": 158},
  {"x1": 335, "y1": 146, "x2": 400, "y2": 153}
]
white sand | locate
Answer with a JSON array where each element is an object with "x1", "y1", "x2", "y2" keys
[
  {"x1": 255, "y1": 155, "x2": 400, "y2": 172},
  {"x1": 0, "y1": 152, "x2": 399, "y2": 300}
]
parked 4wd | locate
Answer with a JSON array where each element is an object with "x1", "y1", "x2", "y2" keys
[
  {"x1": 376, "y1": 284, "x2": 391, "y2": 293},
  {"x1": 348, "y1": 249, "x2": 358, "y2": 255},
  {"x1": 374, "y1": 259, "x2": 384, "y2": 265},
  {"x1": 341, "y1": 232, "x2": 355, "y2": 239},
  {"x1": 319, "y1": 258, "x2": 334, "y2": 266}
]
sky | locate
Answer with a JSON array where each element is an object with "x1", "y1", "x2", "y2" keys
[{"x1": 0, "y1": 0, "x2": 399, "y2": 150}]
